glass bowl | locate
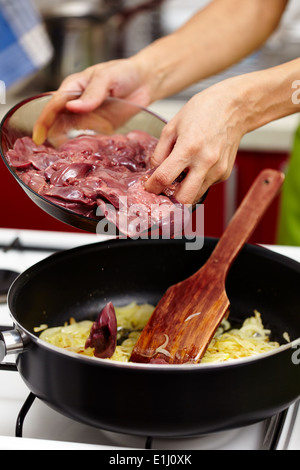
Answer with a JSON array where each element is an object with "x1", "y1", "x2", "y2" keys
[{"x1": 0, "y1": 93, "x2": 169, "y2": 235}]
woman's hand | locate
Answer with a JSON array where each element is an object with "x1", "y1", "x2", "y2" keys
[
  {"x1": 32, "y1": 58, "x2": 152, "y2": 145},
  {"x1": 57, "y1": 58, "x2": 153, "y2": 111},
  {"x1": 145, "y1": 79, "x2": 246, "y2": 205}
]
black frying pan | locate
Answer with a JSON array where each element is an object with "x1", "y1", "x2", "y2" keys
[{"x1": 0, "y1": 237, "x2": 300, "y2": 437}]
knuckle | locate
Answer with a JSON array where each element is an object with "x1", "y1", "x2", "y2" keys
[
  {"x1": 178, "y1": 193, "x2": 192, "y2": 205},
  {"x1": 161, "y1": 122, "x2": 176, "y2": 140},
  {"x1": 154, "y1": 168, "x2": 172, "y2": 188},
  {"x1": 151, "y1": 154, "x2": 162, "y2": 167},
  {"x1": 205, "y1": 152, "x2": 219, "y2": 168},
  {"x1": 59, "y1": 75, "x2": 78, "y2": 89},
  {"x1": 184, "y1": 143, "x2": 199, "y2": 158},
  {"x1": 210, "y1": 162, "x2": 231, "y2": 183},
  {"x1": 221, "y1": 168, "x2": 231, "y2": 181},
  {"x1": 179, "y1": 135, "x2": 204, "y2": 158},
  {"x1": 215, "y1": 161, "x2": 228, "y2": 179}
]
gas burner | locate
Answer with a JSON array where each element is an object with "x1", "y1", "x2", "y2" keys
[
  {"x1": 2, "y1": 387, "x2": 294, "y2": 450},
  {"x1": 0, "y1": 236, "x2": 63, "y2": 253},
  {"x1": 1, "y1": 237, "x2": 23, "y2": 252}
]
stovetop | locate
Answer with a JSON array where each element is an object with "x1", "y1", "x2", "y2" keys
[{"x1": 0, "y1": 228, "x2": 299, "y2": 451}]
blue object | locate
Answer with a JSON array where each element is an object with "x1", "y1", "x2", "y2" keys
[{"x1": 0, "y1": 0, "x2": 52, "y2": 88}]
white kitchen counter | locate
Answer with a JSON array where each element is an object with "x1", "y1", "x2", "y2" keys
[{"x1": 0, "y1": 226, "x2": 299, "y2": 260}]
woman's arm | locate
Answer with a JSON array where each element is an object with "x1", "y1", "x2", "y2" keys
[
  {"x1": 145, "y1": 58, "x2": 300, "y2": 204},
  {"x1": 32, "y1": 0, "x2": 296, "y2": 206},
  {"x1": 33, "y1": 0, "x2": 288, "y2": 143},
  {"x1": 136, "y1": 0, "x2": 289, "y2": 102}
]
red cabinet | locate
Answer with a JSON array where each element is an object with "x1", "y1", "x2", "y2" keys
[
  {"x1": 203, "y1": 149, "x2": 290, "y2": 244},
  {"x1": 0, "y1": 156, "x2": 83, "y2": 233}
]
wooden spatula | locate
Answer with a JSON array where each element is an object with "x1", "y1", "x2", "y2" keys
[{"x1": 130, "y1": 168, "x2": 285, "y2": 365}]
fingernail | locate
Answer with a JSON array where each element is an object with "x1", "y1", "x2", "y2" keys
[
  {"x1": 144, "y1": 179, "x2": 162, "y2": 195},
  {"x1": 65, "y1": 100, "x2": 80, "y2": 110},
  {"x1": 32, "y1": 125, "x2": 47, "y2": 145}
]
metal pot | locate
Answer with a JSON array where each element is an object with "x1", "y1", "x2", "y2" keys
[
  {"x1": 0, "y1": 238, "x2": 300, "y2": 437},
  {"x1": 40, "y1": 0, "x2": 165, "y2": 89}
]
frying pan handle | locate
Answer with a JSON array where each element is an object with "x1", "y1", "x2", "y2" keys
[{"x1": 0, "y1": 329, "x2": 24, "y2": 363}]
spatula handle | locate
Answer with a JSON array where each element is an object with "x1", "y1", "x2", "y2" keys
[{"x1": 205, "y1": 168, "x2": 284, "y2": 278}]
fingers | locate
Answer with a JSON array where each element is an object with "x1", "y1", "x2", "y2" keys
[
  {"x1": 173, "y1": 168, "x2": 207, "y2": 205},
  {"x1": 145, "y1": 122, "x2": 237, "y2": 205},
  {"x1": 146, "y1": 149, "x2": 208, "y2": 205},
  {"x1": 32, "y1": 91, "x2": 79, "y2": 145},
  {"x1": 61, "y1": 71, "x2": 110, "y2": 114},
  {"x1": 145, "y1": 119, "x2": 207, "y2": 204},
  {"x1": 146, "y1": 151, "x2": 227, "y2": 205},
  {"x1": 32, "y1": 65, "x2": 113, "y2": 145},
  {"x1": 32, "y1": 59, "x2": 143, "y2": 145},
  {"x1": 145, "y1": 129, "x2": 188, "y2": 196},
  {"x1": 149, "y1": 123, "x2": 176, "y2": 168}
]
